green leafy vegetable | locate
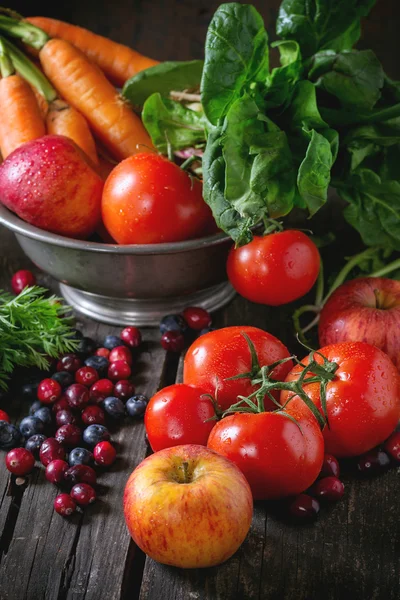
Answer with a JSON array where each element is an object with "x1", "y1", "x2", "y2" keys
[
  {"x1": 297, "y1": 129, "x2": 334, "y2": 215},
  {"x1": 264, "y1": 40, "x2": 302, "y2": 109}
]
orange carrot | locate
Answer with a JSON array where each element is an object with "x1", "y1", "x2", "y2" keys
[
  {"x1": 46, "y1": 98, "x2": 98, "y2": 165},
  {"x1": 39, "y1": 39, "x2": 153, "y2": 160},
  {"x1": 26, "y1": 16, "x2": 159, "y2": 87},
  {"x1": 0, "y1": 74, "x2": 45, "y2": 158},
  {"x1": 30, "y1": 83, "x2": 48, "y2": 119}
]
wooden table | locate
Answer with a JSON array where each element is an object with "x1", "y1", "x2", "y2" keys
[{"x1": 0, "y1": 225, "x2": 399, "y2": 600}]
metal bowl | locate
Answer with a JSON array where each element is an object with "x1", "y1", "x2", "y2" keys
[{"x1": 0, "y1": 204, "x2": 236, "y2": 326}]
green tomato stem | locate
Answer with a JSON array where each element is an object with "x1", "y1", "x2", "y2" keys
[{"x1": 369, "y1": 257, "x2": 400, "y2": 278}]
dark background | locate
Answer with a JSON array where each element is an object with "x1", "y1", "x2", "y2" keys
[{"x1": 10, "y1": 0, "x2": 400, "y2": 78}]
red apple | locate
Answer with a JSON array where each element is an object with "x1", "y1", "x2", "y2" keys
[
  {"x1": 319, "y1": 277, "x2": 400, "y2": 368},
  {"x1": 0, "y1": 135, "x2": 103, "y2": 239},
  {"x1": 123, "y1": 444, "x2": 253, "y2": 568}
]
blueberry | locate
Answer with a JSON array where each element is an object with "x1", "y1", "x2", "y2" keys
[
  {"x1": 199, "y1": 327, "x2": 216, "y2": 336},
  {"x1": 126, "y1": 394, "x2": 148, "y2": 418},
  {"x1": 68, "y1": 447, "x2": 94, "y2": 467},
  {"x1": 103, "y1": 335, "x2": 122, "y2": 350},
  {"x1": 34, "y1": 407, "x2": 53, "y2": 428},
  {"x1": 68, "y1": 329, "x2": 83, "y2": 340},
  {"x1": 19, "y1": 416, "x2": 45, "y2": 438},
  {"x1": 84, "y1": 356, "x2": 109, "y2": 376},
  {"x1": 0, "y1": 422, "x2": 22, "y2": 449},
  {"x1": 160, "y1": 314, "x2": 187, "y2": 334},
  {"x1": 29, "y1": 400, "x2": 42, "y2": 416},
  {"x1": 76, "y1": 337, "x2": 97, "y2": 357},
  {"x1": 83, "y1": 424, "x2": 110, "y2": 447},
  {"x1": 103, "y1": 396, "x2": 125, "y2": 419},
  {"x1": 20, "y1": 381, "x2": 39, "y2": 400},
  {"x1": 52, "y1": 371, "x2": 74, "y2": 389},
  {"x1": 25, "y1": 434, "x2": 47, "y2": 457}
]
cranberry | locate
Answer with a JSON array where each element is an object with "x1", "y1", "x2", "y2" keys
[
  {"x1": 89, "y1": 379, "x2": 114, "y2": 404},
  {"x1": 289, "y1": 494, "x2": 320, "y2": 522},
  {"x1": 57, "y1": 354, "x2": 82, "y2": 374},
  {"x1": 109, "y1": 346, "x2": 133, "y2": 366},
  {"x1": 55, "y1": 424, "x2": 81, "y2": 447},
  {"x1": 39, "y1": 437, "x2": 65, "y2": 466},
  {"x1": 93, "y1": 441, "x2": 116, "y2": 466},
  {"x1": 54, "y1": 493, "x2": 76, "y2": 517},
  {"x1": 81, "y1": 405, "x2": 106, "y2": 426},
  {"x1": 108, "y1": 360, "x2": 131, "y2": 382},
  {"x1": 52, "y1": 396, "x2": 70, "y2": 414},
  {"x1": 161, "y1": 331, "x2": 185, "y2": 353},
  {"x1": 56, "y1": 409, "x2": 78, "y2": 427},
  {"x1": 310, "y1": 477, "x2": 345, "y2": 502},
  {"x1": 71, "y1": 483, "x2": 96, "y2": 506},
  {"x1": 319, "y1": 454, "x2": 340, "y2": 479},
  {"x1": 95, "y1": 347, "x2": 110, "y2": 359},
  {"x1": 75, "y1": 366, "x2": 99, "y2": 387},
  {"x1": 114, "y1": 380, "x2": 135, "y2": 401},
  {"x1": 37, "y1": 378, "x2": 62, "y2": 405},
  {"x1": 65, "y1": 384, "x2": 89, "y2": 410},
  {"x1": 45, "y1": 459, "x2": 69, "y2": 484},
  {"x1": 384, "y1": 431, "x2": 400, "y2": 463},
  {"x1": 357, "y1": 449, "x2": 391, "y2": 474},
  {"x1": 6, "y1": 448, "x2": 35, "y2": 475},
  {"x1": 11, "y1": 270, "x2": 36, "y2": 294},
  {"x1": 120, "y1": 326, "x2": 142, "y2": 348},
  {"x1": 64, "y1": 464, "x2": 97, "y2": 486},
  {"x1": 182, "y1": 307, "x2": 211, "y2": 330},
  {"x1": 0, "y1": 409, "x2": 10, "y2": 423}
]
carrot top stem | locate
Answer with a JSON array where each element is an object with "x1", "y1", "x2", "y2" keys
[
  {"x1": 0, "y1": 14, "x2": 49, "y2": 50},
  {"x1": 0, "y1": 37, "x2": 14, "y2": 77}
]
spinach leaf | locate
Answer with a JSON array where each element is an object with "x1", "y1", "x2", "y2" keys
[
  {"x1": 344, "y1": 118, "x2": 400, "y2": 171},
  {"x1": 122, "y1": 60, "x2": 203, "y2": 106},
  {"x1": 264, "y1": 40, "x2": 302, "y2": 109},
  {"x1": 276, "y1": 0, "x2": 376, "y2": 58},
  {"x1": 201, "y1": 3, "x2": 269, "y2": 125},
  {"x1": 142, "y1": 93, "x2": 207, "y2": 155},
  {"x1": 297, "y1": 129, "x2": 334, "y2": 215},
  {"x1": 288, "y1": 80, "x2": 328, "y2": 131}
]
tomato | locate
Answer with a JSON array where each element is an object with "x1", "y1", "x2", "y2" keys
[
  {"x1": 144, "y1": 384, "x2": 216, "y2": 452},
  {"x1": 102, "y1": 153, "x2": 214, "y2": 244},
  {"x1": 280, "y1": 341, "x2": 400, "y2": 458},
  {"x1": 226, "y1": 231, "x2": 320, "y2": 305},
  {"x1": 183, "y1": 326, "x2": 292, "y2": 412},
  {"x1": 207, "y1": 406, "x2": 324, "y2": 500}
]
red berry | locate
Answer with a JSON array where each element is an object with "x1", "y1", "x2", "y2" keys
[
  {"x1": 109, "y1": 346, "x2": 133, "y2": 366},
  {"x1": 71, "y1": 483, "x2": 96, "y2": 506},
  {"x1": 52, "y1": 396, "x2": 69, "y2": 414},
  {"x1": 55, "y1": 424, "x2": 82, "y2": 447},
  {"x1": 64, "y1": 464, "x2": 97, "y2": 487},
  {"x1": 289, "y1": 494, "x2": 320, "y2": 522},
  {"x1": 95, "y1": 347, "x2": 110, "y2": 359},
  {"x1": 357, "y1": 449, "x2": 391, "y2": 474},
  {"x1": 182, "y1": 307, "x2": 211, "y2": 331},
  {"x1": 0, "y1": 409, "x2": 10, "y2": 423},
  {"x1": 114, "y1": 380, "x2": 135, "y2": 401},
  {"x1": 384, "y1": 431, "x2": 400, "y2": 462},
  {"x1": 54, "y1": 493, "x2": 76, "y2": 517},
  {"x1": 5, "y1": 448, "x2": 35, "y2": 476},
  {"x1": 65, "y1": 384, "x2": 89, "y2": 410},
  {"x1": 161, "y1": 331, "x2": 185, "y2": 353},
  {"x1": 39, "y1": 437, "x2": 65, "y2": 466},
  {"x1": 93, "y1": 441, "x2": 116, "y2": 466},
  {"x1": 37, "y1": 378, "x2": 62, "y2": 405},
  {"x1": 75, "y1": 366, "x2": 99, "y2": 387},
  {"x1": 55, "y1": 409, "x2": 78, "y2": 427},
  {"x1": 89, "y1": 379, "x2": 114, "y2": 404},
  {"x1": 45, "y1": 459, "x2": 69, "y2": 484},
  {"x1": 310, "y1": 476, "x2": 345, "y2": 502},
  {"x1": 57, "y1": 354, "x2": 82, "y2": 373},
  {"x1": 120, "y1": 326, "x2": 142, "y2": 348},
  {"x1": 81, "y1": 405, "x2": 106, "y2": 426},
  {"x1": 108, "y1": 361, "x2": 131, "y2": 382},
  {"x1": 11, "y1": 270, "x2": 36, "y2": 294},
  {"x1": 319, "y1": 454, "x2": 340, "y2": 479}
]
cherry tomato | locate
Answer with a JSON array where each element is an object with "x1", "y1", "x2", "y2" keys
[
  {"x1": 207, "y1": 405, "x2": 324, "y2": 500},
  {"x1": 101, "y1": 153, "x2": 214, "y2": 244},
  {"x1": 227, "y1": 231, "x2": 320, "y2": 305},
  {"x1": 280, "y1": 342, "x2": 400, "y2": 458},
  {"x1": 183, "y1": 326, "x2": 292, "y2": 412},
  {"x1": 144, "y1": 384, "x2": 215, "y2": 452}
]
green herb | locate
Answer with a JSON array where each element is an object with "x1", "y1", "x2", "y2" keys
[{"x1": 0, "y1": 286, "x2": 79, "y2": 390}]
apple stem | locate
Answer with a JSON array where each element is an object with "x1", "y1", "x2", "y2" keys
[{"x1": 182, "y1": 461, "x2": 190, "y2": 483}]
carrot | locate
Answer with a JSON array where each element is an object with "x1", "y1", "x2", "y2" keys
[
  {"x1": 0, "y1": 74, "x2": 45, "y2": 158},
  {"x1": 30, "y1": 83, "x2": 48, "y2": 119},
  {"x1": 46, "y1": 98, "x2": 98, "y2": 165},
  {"x1": 26, "y1": 16, "x2": 159, "y2": 87},
  {"x1": 39, "y1": 39, "x2": 153, "y2": 160}
]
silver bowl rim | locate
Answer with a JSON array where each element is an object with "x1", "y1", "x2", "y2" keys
[{"x1": 0, "y1": 203, "x2": 231, "y2": 255}]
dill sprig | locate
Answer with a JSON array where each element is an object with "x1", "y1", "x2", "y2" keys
[{"x1": 0, "y1": 286, "x2": 79, "y2": 390}]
